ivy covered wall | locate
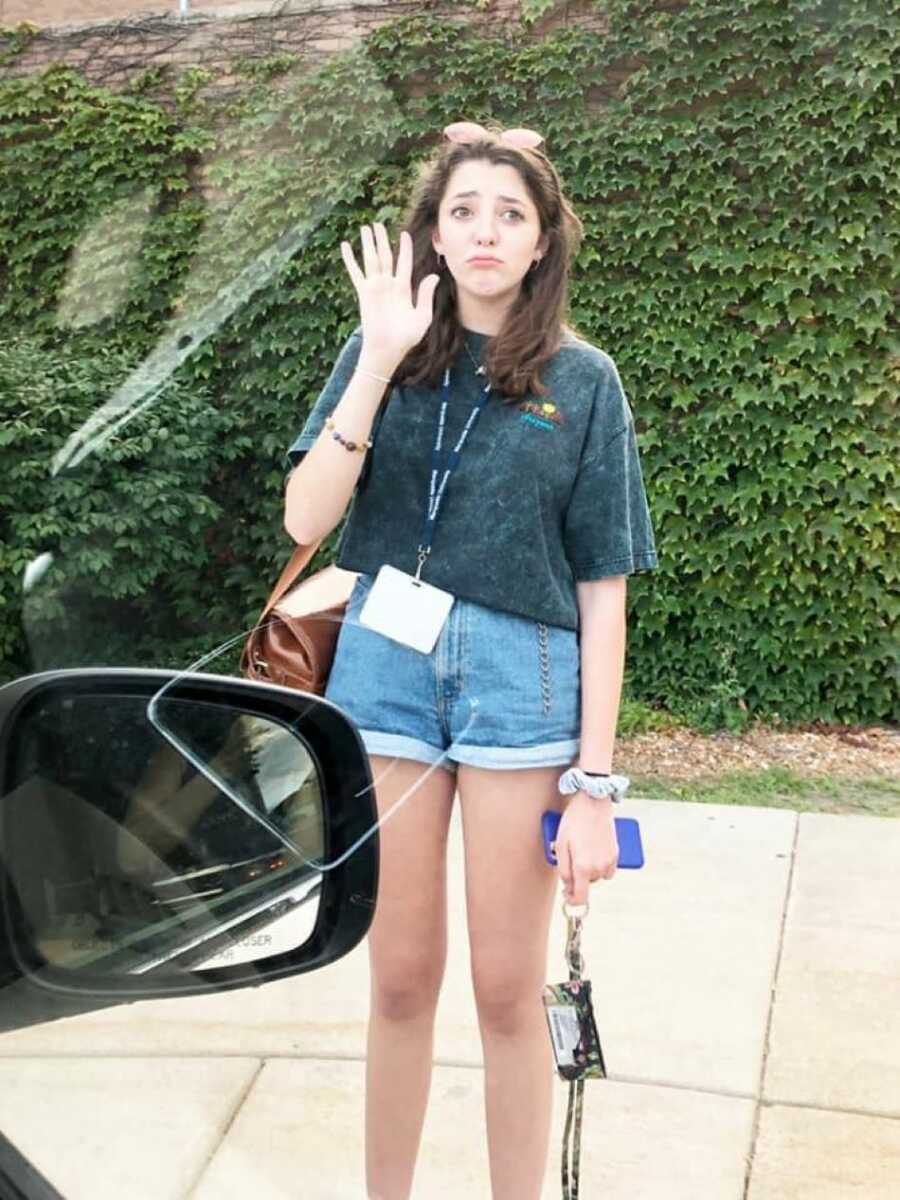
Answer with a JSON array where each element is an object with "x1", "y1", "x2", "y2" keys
[{"x1": 1, "y1": 0, "x2": 897, "y2": 728}]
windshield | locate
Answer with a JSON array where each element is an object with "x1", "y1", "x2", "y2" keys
[{"x1": 1, "y1": 1, "x2": 890, "y2": 1197}]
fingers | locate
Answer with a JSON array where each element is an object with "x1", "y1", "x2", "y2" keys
[
  {"x1": 339, "y1": 238, "x2": 362, "y2": 289},
  {"x1": 559, "y1": 841, "x2": 591, "y2": 906},
  {"x1": 557, "y1": 839, "x2": 574, "y2": 901},
  {"x1": 371, "y1": 222, "x2": 391, "y2": 275},
  {"x1": 341, "y1": 222, "x2": 403, "y2": 283},
  {"x1": 596, "y1": 851, "x2": 618, "y2": 883},
  {"x1": 396, "y1": 227, "x2": 411, "y2": 278},
  {"x1": 414, "y1": 271, "x2": 440, "y2": 314},
  {"x1": 557, "y1": 839, "x2": 617, "y2": 900},
  {"x1": 339, "y1": 224, "x2": 378, "y2": 291},
  {"x1": 361, "y1": 223, "x2": 379, "y2": 277}
]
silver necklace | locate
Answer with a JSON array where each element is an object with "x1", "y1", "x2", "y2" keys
[{"x1": 462, "y1": 336, "x2": 487, "y2": 376}]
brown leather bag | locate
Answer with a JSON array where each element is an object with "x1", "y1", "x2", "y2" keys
[{"x1": 240, "y1": 538, "x2": 358, "y2": 693}]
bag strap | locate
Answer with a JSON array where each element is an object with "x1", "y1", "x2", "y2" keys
[
  {"x1": 562, "y1": 911, "x2": 585, "y2": 1200},
  {"x1": 258, "y1": 538, "x2": 324, "y2": 620}
]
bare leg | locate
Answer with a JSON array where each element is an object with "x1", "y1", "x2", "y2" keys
[
  {"x1": 365, "y1": 755, "x2": 456, "y2": 1200},
  {"x1": 457, "y1": 764, "x2": 563, "y2": 1200}
]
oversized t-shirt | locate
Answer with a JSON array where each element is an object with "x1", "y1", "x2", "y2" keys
[{"x1": 286, "y1": 323, "x2": 658, "y2": 632}]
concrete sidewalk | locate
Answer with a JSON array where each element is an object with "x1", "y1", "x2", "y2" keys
[{"x1": 0, "y1": 798, "x2": 898, "y2": 1198}]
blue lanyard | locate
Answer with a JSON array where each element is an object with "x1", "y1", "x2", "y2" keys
[{"x1": 415, "y1": 367, "x2": 491, "y2": 579}]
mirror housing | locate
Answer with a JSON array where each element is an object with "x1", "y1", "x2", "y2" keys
[{"x1": 0, "y1": 669, "x2": 377, "y2": 1018}]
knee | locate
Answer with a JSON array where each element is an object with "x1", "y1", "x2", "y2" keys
[
  {"x1": 471, "y1": 966, "x2": 542, "y2": 1038},
  {"x1": 370, "y1": 952, "x2": 445, "y2": 1023}
]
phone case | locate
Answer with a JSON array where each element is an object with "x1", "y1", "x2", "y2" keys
[{"x1": 542, "y1": 811, "x2": 644, "y2": 869}]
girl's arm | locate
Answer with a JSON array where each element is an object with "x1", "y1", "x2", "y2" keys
[
  {"x1": 284, "y1": 346, "x2": 400, "y2": 545},
  {"x1": 556, "y1": 575, "x2": 627, "y2": 905},
  {"x1": 574, "y1": 575, "x2": 627, "y2": 774}
]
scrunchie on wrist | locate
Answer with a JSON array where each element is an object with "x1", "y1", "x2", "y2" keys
[{"x1": 557, "y1": 767, "x2": 630, "y2": 803}]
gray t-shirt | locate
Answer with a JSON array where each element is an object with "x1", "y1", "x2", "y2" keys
[{"x1": 286, "y1": 323, "x2": 658, "y2": 631}]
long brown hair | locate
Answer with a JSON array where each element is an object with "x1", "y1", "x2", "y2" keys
[{"x1": 391, "y1": 122, "x2": 587, "y2": 403}]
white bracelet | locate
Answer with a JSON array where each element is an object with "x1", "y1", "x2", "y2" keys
[
  {"x1": 558, "y1": 767, "x2": 629, "y2": 802},
  {"x1": 355, "y1": 365, "x2": 393, "y2": 384}
]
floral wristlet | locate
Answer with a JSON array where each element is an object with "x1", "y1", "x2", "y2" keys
[{"x1": 542, "y1": 903, "x2": 607, "y2": 1199}]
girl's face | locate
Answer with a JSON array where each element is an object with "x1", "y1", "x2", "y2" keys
[{"x1": 431, "y1": 159, "x2": 549, "y2": 327}]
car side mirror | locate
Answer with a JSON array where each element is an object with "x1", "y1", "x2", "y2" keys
[{"x1": 0, "y1": 669, "x2": 377, "y2": 1018}]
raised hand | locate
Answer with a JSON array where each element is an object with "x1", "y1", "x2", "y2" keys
[{"x1": 340, "y1": 222, "x2": 441, "y2": 364}]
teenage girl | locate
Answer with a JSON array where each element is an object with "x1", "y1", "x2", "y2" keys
[{"x1": 284, "y1": 120, "x2": 658, "y2": 1200}]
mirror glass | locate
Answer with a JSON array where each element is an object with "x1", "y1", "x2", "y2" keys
[{"x1": 1, "y1": 689, "x2": 325, "y2": 979}]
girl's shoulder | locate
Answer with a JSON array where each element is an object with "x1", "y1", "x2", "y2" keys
[{"x1": 552, "y1": 327, "x2": 618, "y2": 387}]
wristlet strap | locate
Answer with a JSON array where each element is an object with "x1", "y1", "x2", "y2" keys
[
  {"x1": 562, "y1": 1079, "x2": 584, "y2": 1200},
  {"x1": 562, "y1": 912, "x2": 584, "y2": 1199}
]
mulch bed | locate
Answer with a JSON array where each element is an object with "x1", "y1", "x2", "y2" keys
[{"x1": 614, "y1": 722, "x2": 900, "y2": 781}]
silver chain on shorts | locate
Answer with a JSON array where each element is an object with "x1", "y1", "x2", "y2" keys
[{"x1": 537, "y1": 621, "x2": 552, "y2": 715}]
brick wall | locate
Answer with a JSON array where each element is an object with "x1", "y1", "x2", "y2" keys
[
  {"x1": 0, "y1": 3, "x2": 607, "y2": 96},
  {"x1": 2, "y1": 1, "x2": 596, "y2": 95},
  {"x1": 4, "y1": 1, "x2": 272, "y2": 25}
]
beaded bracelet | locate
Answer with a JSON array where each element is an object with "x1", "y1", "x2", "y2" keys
[
  {"x1": 322, "y1": 364, "x2": 392, "y2": 453},
  {"x1": 324, "y1": 417, "x2": 372, "y2": 454}
]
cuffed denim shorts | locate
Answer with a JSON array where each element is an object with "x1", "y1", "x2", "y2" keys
[{"x1": 323, "y1": 572, "x2": 582, "y2": 774}]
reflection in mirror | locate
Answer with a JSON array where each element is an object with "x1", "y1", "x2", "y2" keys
[
  {"x1": 149, "y1": 661, "x2": 479, "y2": 871},
  {"x1": 1, "y1": 691, "x2": 324, "y2": 978},
  {"x1": 145, "y1": 696, "x2": 325, "y2": 867}
]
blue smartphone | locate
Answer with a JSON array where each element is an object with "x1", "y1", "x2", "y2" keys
[{"x1": 542, "y1": 810, "x2": 644, "y2": 869}]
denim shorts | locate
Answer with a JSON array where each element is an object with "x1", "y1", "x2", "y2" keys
[{"x1": 323, "y1": 572, "x2": 582, "y2": 774}]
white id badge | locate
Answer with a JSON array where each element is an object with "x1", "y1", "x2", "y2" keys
[{"x1": 359, "y1": 564, "x2": 454, "y2": 654}]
